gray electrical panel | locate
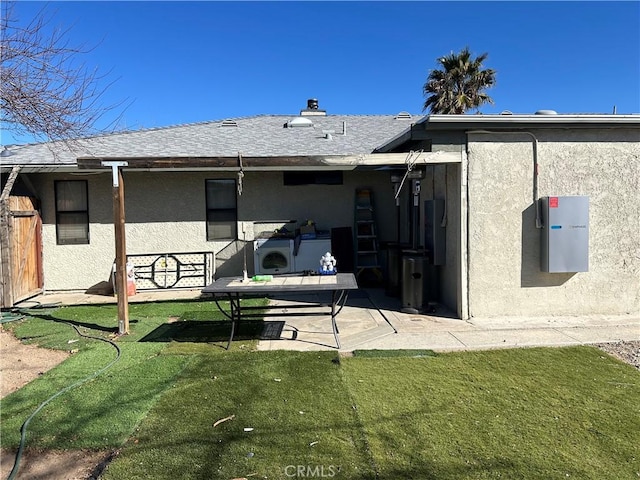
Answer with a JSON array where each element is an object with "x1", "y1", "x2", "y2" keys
[
  {"x1": 540, "y1": 196, "x2": 589, "y2": 273},
  {"x1": 424, "y1": 199, "x2": 446, "y2": 265}
]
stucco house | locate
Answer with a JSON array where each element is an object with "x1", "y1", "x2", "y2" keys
[{"x1": 2, "y1": 100, "x2": 639, "y2": 322}]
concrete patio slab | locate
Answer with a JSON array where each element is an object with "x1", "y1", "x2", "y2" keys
[
  {"x1": 13, "y1": 287, "x2": 640, "y2": 354},
  {"x1": 350, "y1": 331, "x2": 467, "y2": 351},
  {"x1": 450, "y1": 328, "x2": 583, "y2": 350},
  {"x1": 557, "y1": 325, "x2": 640, "y2": 343},
  {"x1": 468, "y1": 314, "x2": 640, "y2": 330}
]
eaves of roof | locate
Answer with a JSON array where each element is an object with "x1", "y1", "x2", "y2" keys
[
  {"x1": 375, "y1": 113, "x2": 640, "y2": 152},
  {"x1": 75, "y1": 150, "x2": 462, "y2": 172},
  {"x1": 0, "y1": 114, "x2": 423, "y2": 171},
  {"x1": 420, "y1": 114, "x2": 640, "y2": 130}
]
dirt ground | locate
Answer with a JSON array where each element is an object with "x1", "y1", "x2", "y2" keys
[
  {"x1": 1, "y1": 327, "x2": 638, "y2": 479},
  {"x1": 0, "y1": 329, "x2": 113, "y2": 480},
  {"x1": 0, "y1": 329, "x2": 70, "y2": 399}
]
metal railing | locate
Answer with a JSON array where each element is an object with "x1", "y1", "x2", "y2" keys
[{"x1": 121, "y1": 252, "x2": 214, "y2": 290}]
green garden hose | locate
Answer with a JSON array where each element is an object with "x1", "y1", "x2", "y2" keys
[
  {"x1": 1, "y1": 302, "x2": 61, "y2": 323},
  {"x1": 0, "y1": 311, "x2": 26, "y2": 324},
  {"x1": 6, "y1": 320, "x2": 122, "y2": 480}
]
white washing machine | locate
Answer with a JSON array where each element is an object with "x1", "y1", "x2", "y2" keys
[
  {"x1": 253, "y1": 238, "x2": 294, "y2": 275},
  {"x1": 293, "y1": 238, "x2": 332, "y2": 272}
]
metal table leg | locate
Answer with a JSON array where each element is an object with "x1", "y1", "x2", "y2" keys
[
  {"x1": 213, "y1": 293, "x2": 239, "y2": 350},
  {"x1": 227, "y1": 293, "x2": 241, "y2": 350},
  {"x1": 331, "y1": 290, "x2": 342, "y2": 349}
]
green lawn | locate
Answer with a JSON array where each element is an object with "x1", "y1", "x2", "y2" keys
[
  {"x1": 1, "y1": 301, "x2": 638, "y2": 479},
  {"x1": 343, "y1": 348, "x2": 639, "y2": 479}
]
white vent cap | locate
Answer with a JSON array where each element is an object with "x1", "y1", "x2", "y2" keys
[
  {"x1": 394, "y1": 111, "x2": 412, "y2": 119},
  {"x1": 219, "y1": 119, "x2": 238, "y2": 127},
  {"x1": 286, "y1": 117, "x2": 314, "y2": 128}
]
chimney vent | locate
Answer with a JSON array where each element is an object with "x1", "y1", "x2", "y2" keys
[{"x1": 300, "y1": 98, "x2": 326, "y2": 116}]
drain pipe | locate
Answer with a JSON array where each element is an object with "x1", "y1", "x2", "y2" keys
[{"x1": 466, "y1": 130, "x2": 542, "y2": 229}]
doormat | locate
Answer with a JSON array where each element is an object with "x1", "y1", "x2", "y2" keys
[{"x1": 140, "y1": 320, "x2": 285, "y2": 343}]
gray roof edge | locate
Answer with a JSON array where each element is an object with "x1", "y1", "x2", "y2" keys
[
  {"x1": 2, "y1": 113, "x2": 422, "y2": 150},
  {"x1": 418, "y1": 114, "x2": 640, "y2": 128},
  {"x1": 373, "y1": 130, "x2": 413, "y2": 153},
  {"x1": 1, "y1": 114, "x2": 276, "y2": 149},
  {"x1": 373, "y1": 113, "x2": 640, "y2": 152}
]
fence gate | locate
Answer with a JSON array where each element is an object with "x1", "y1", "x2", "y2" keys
[{"x1": 0, "y1": 196, "x2": 44, "y2": 307}]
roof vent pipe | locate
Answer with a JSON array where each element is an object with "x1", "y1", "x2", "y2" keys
[
  {"x1": 322, "y1": 129, "x2": 334, "y2": 140},
  {"x1": 300, "y1": 98, "x2": 326, "y2": 116},
  {"x1": 1, "y1": 146, "x2": 15, "y2": 157}
]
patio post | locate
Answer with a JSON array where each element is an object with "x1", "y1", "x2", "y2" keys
[{"x1": 103, "y1": 161, "x2": 129, "y2": 334}]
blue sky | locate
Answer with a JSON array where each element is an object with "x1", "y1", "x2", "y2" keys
[{"x1": 2, "y1": 1, "x2": 639, "y2": 145}]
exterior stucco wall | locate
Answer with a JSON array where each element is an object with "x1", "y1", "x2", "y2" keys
[
  {"x1": 32, "y1": 172, "x2": 115, "y2": 291},
  {"x1": 31, "y1": 169, "x2": 400, "y2": 292},
  {"x1": 466, "y1": 129, "x2": 640, "y2": 317},
  {"x1": 32, "y1": 171, "x2": 234, "y2": 291}
]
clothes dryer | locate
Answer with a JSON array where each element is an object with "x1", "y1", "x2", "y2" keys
[{"x1": 253, "y1": 238, "x2": 294, "y2": 275}]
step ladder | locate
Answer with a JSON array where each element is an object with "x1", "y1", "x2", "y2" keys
[{"x1": 354, "y1": 188, "x2": 383, "y2": 284}]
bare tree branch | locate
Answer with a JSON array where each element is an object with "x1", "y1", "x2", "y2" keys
[{"x1": 1, "y1": 1, "x2": 128, "y2": 145}]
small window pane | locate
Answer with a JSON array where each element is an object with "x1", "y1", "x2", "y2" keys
[
  {"x1": 56, "y1": 181, "x2": 87, "y2": 210},
  {"x1": 206, "y1": 180, "x2": 236, "y2": 209},
  {"x1": 207, "y1": 210, "x2": 237, "y2": 240},
  {"x1": 283, "y1": 171, "x2": 343, "y2": 185},
  {"x1": 57, "y1": 212, "x2": 89, "y2": 244}
]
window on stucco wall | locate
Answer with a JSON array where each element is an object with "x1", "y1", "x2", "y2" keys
[
  {"x1": 55, "y1": 180, "x2": 89, "y2": 245},
  {"x1": 205, "y1": 179, "x2": 237, "y2": 240},
  {"x1": 283, "y1": 171, "x2": 343, "y2": 185}
]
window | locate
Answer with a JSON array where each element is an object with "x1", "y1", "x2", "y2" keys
[
  {"x1": 206, "y1": 179, "x2": 237, "y2": 240},
  {"x1": 55, "y1": 180, "x2": 89, "y2": 245},
  {"x1": 283, "y1": 171, "x2": 343, "y2": 186}
]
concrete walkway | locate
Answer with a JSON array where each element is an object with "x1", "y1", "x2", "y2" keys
[{"x1": 13, "y1": 288, "x2": 640, "y2": 353}]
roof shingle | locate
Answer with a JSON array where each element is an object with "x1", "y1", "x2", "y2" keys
[{"x1": 2, "y1": 114, "x2": 421, "y2": 167}]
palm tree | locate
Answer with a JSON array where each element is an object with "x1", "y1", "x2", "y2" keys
[{"x1": 423, "y1": 47, "x2": 496, "y2": 114}]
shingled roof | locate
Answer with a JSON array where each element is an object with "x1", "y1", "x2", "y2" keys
[{"x1": 1, "y1": 113, "x2": 421, "y2": 169}]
